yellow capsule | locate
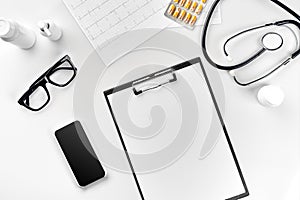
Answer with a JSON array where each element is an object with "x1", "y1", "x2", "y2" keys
[
  {"x1": 202, "y1": 0, "x2": 207, "y2": 3},
  {"x1": 190, "y1": 1, "x2": 198, "y2": 12},
  {"x1": 167, "y1": 4, "x2": 176, "y2": 15},
  {"x1": 179, "y1": 0, "x2": 186, "y2": 7},
  {"x1": 173, "y1": 7, "x2": 181, "y2": 18},
  {"x1": 184, "y1": 13, "x2": 192, "y2": 24},
  {"x1": 184, "y1": 0, "x2": 192, "y2": 9},
  {"x1": 190, "y1": 15, "x2": 197, "y2": 26},
  {"x1": 195, "y1": 4, "x2": 203, "y2": 15},
  {"x1": 179, "y1": 10, "x2": 187, "y2": 20},
  {"x1": 173, "y1": 0, "x2": 179, "y2": 3}
]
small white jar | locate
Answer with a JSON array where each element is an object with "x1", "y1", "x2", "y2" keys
[
  {"x1": 0, "y1": 18, "x2": 36, "y2": 49},
  {"x1": 257, "y1": 85, "x2": 285, "y2": 107}
]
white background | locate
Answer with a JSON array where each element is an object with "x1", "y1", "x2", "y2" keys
[{"x1": 0, "y1": 0, "x2": 299, "y2": 199}]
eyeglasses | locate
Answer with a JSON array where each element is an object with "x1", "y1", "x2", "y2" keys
[{"x1": 18, "y1": 55, "x2": 77, "y2": 111}]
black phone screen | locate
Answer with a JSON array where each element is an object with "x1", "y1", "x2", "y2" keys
[{"x1": 55, "y1": 121, "x2": 106, "y2": 187}]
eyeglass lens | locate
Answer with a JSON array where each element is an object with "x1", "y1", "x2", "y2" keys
[
  {"x1": 26, "y1": 86, "x2": 49, "y2": 110},
  {"x1": 48, "y1": 60, "x2": 76, "y2": 86}
]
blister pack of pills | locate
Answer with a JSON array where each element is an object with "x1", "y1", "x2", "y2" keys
[{"x1": 164, "y1": 0, "x2": 207, "y2": 29}]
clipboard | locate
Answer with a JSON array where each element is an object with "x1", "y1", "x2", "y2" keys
[{"x1": 103, "y1": 57, "x2": 249, "y2": 200}]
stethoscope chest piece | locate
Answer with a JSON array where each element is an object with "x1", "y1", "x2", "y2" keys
[{"x1": 261, "y1": 32, "x2": 283, "y2": 51}]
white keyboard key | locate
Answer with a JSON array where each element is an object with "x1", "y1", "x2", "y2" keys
[
  {"x1": 115, "y1": 5, "x2": 129, "y2": 19},
  {"x1": 97, "y1": 19, "x2": 110, "y2": 32}
]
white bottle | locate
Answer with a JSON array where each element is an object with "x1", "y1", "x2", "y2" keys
[
  {"x1": 0, "y1": 18, "x2": 36, "y2": 49},
  {"x1": 38, "y1": 20, "x2": 62, "y2": 41}
]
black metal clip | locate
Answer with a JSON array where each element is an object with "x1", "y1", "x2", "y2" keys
[{"x1": 132, "y1": 68, "x2": 177, "y2": 96}]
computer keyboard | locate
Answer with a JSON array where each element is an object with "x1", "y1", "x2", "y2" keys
[
  {"x1": 64, "y1": 0, "x2": 169, "y2": 48},
  {"x1": 63, "y1": 0, "x2": 221, "y2": 65}
]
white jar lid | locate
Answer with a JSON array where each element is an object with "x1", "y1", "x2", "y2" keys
[{"x1": 0, "y1": 18, "x2": 15, "y2": 39}]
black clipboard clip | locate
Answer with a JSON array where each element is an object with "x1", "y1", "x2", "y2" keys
[{"x1": 132, "y1": 68, "x2": 177, "y2": 96}]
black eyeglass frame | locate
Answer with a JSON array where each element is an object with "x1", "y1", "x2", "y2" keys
[{"x1": 18, "y1": 55, "x2": 77, "y2": 111}]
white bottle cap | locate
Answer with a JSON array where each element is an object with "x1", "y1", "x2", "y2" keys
[
  {"x1": 0, "y1": 18, "x2": 15, "y2": 39},
  {"x1": 257, "y1": 85, "x2": 285, "y2": 107},
  {"x1": 38, "y1": 21, "x2": 51, "y2": 36},
  {"x1": 38, "y1": 20, "x2": 62, "y2": 41}
]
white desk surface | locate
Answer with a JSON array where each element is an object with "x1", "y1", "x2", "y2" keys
[{"x1": 0, "y1": 0, "x2": 299, "y2": 199}]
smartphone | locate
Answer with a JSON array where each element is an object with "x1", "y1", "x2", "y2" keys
[{"x1": 55, "y1": 121, "x2": 106, "y2": 187}]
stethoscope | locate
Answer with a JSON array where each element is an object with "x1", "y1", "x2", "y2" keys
[{"x1": 202, "y1": 0, "x2": 300, "y2": 86}]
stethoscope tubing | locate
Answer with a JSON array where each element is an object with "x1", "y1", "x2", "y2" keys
[{"x1": 223, "y1": 24, "x2": 268, "y2": 57}]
